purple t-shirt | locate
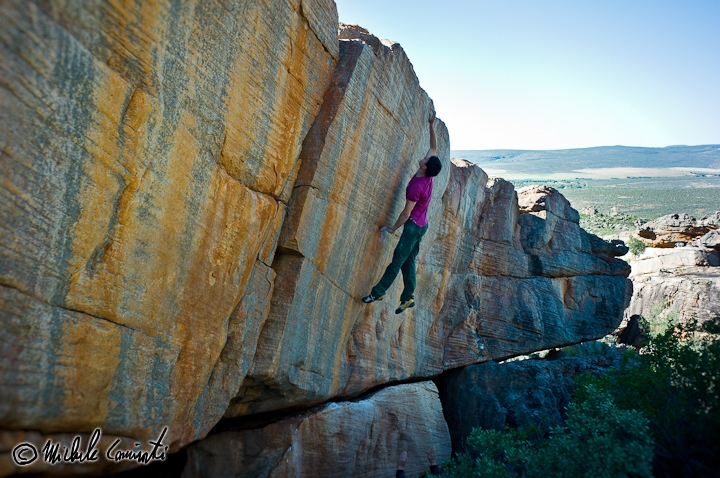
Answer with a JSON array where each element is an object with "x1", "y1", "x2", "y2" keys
[{"x1": 406, "y1": 175, "x2": 433, "y2": 227}]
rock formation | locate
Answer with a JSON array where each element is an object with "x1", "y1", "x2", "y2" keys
[
  {"x1": 626, "y1": 250, "x2": 720, "y2": 325},
  {"x1": 698, "y1": 230, "x2": 720, "y2": 250},
  {"x1": 439, "y1": 352, "x2": 623, "y2": 453},
  {"x1": 615, "y1": 315, "x2": 646, "y2": 349},
  {"x1": 637, "y1": 212, "x2": 720, "y2": 248},
  {"x1": 1, "y1": 0, "x2": 339, "y2": 454},
  {"x1": 630, "y1": 247, "x2": 719, "y2": 276},
  {"x1": 224, "y1": 22, "x2": 453, "y2": 418},
  {"x1": 627, "y1": 213, "x2": 720, "y2": 326},
  {"x1": 1, "y1": 2, "x2": 631, "y2": 476},
  {"x1": 183, "y1": 382, "x2": 450, "y2": 478}
]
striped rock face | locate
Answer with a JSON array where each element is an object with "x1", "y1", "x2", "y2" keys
[
  {"x1": 226, "y1": 25, "x2": 454, "y2": 417},
  {"x1": 184, "y1": 382, "x2": 451, "y2": 478},
  {"x1": 225, "y1": 28, "x2": 631, "y2": 417},
  {"x1": 0, "y1": 0, "x2": 338, "y2": 450},
  {"x1": 1, "y1": 2, "x2": 631, "y2": 471}
]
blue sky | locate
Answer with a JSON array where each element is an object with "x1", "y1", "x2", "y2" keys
[{"x1": 334, "y1": 1, "x2": 720, "y2": 150}]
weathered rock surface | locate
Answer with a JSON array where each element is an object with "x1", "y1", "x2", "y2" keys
[
  {"x1": 637, "y1": 212, "x2": 720, "y2": 247},
  {"x1": 626, "y1": 246, "x2": 720, "y2": 325},
  {"x1": 183, "y1": 381, "x2": 451, "y2": 478},
  {"x1": 432, "y1": 181, "x2": 630, "y2": 371},
  {"x1": 1, "y1": 0, "x2": 338, "y2": 451},
  {"x1": 439, "y1": 353, "x2": 623, "y2": 453},
  {"x1": 630, "y1": 247, "x2": 720, "y2": 277},
  {"x1": 225, "y1": 23, "x2": 453, "y2": 417},
  {"x1": 698, "y1": 230, "x2": 720, "y2": 250},
  {"x1": 228, "y1": 143, "x2": 631, "y2": 416},
  {"x1": 627, "y1": 269, "x2": 720, "y2": 325},
  {"x1": 626, "y1": 211, "x2": 720, "y2": 327},
  {"x1": 1, "y1": 2, "x2": 632, "y2": 474}
]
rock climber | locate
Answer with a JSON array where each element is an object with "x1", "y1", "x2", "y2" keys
[{"x1": 362, "y1": 110, "x2": 442, "y2": 314}]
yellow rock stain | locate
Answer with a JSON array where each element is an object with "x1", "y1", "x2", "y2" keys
[
  {"x1": 258, "y1": 204, "x2": 287, "y2": 264},
  {"x1": 66, "y1": 66, "x2": 130, "y2": 308},
  {"x1": 219, "y1": 2, "x2": 334, "y2": 198},
  {"x1": 103, "y1": 0, "x2": 168, "y2": 93},
  {"x1": 311, "y1": 198, "x2": 340, "y2": 274},
  {"x1": 262, "y1": 7, "x2": 313, "y2": 197},
  {"x1": 67, "y1": 69, "x2": 157, "y2": 333},
  {"x1": 327, "y1": 294, "x2": 362, "y2": 395},
  {"x1": 167, "y1": 166, "x2": 281, "y2": 444},
  {"x1": 58, "y1": 315, "x2": 122, "y2": 431}
]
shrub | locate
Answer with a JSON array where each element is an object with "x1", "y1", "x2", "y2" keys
[
  {"x1": 525, "y1": 388, "x2": 654, "y2": 478},
  {"x1": 645, "y1": 302, "x2": 680, "y2": 337},
  {"x1": 627, "y1": 236, "x2": 646, "y2": 257},
  {"x1": 441, "y1": 318, "x2": 720, "y2": 477},
  {"x1": 440, "y1": 388, "x2": 654, "y2": 478},
  {"x1": 576, "y1": 317, "x2": 720, "y2": 476}
]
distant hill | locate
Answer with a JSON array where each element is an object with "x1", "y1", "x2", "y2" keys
[
  {"x1": 453, "y1": 145, "x2": 720, "y2": 175},
  {"x1": 451, "y1": 145, "x2": 720, "y2": 234}
]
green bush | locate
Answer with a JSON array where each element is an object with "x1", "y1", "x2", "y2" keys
[
  {"x1": 440, "y1": 318, "x2": 720, "y2": 477},
  {"x1": 575, "y1": 318, "x2": 720, "y2": 476},
  {"x1": 627, "y1": 236, "x2": 646, "y2": 257},
  {"x1": 526, "y1": 388, "x2": 654, "y2": 478},
  {"x1": 440, "y1": 388, "x2": 654, "y2": 478},
  {"x1": 644, "y1": 302, "x2": 680, "y2": 337}
]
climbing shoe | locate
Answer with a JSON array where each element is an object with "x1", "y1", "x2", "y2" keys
[
  {"x1": 395, "y1": 298, "x2": 415, "y2": 314},
  {"x1": 361, "y1": 293, "x2": 384, "y2": 303}
]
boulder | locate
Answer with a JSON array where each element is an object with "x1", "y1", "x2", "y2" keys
[
  {"x1": 627, "y1": 246, "x2": 720, "y2": 326},
  {"x1": 0, "y1": 0, "x2": 338, "y2": 450},
  {"x1": 228, "y1": 136, "x2": 631, "y2": 415},
  {"x1": 1, "y1": 1, "x2": 632, "y2": 471},
  {"x1": 183, "y1": 382, "x2": 450, "y2": 478},
  {"x1": 637, "y1": 212, "x2": 720, "y2": 247},
  {"x1": 626, "y1": 267, "x2": 720, "y2": 326},
  {"x1": 698, "y1": 230, "x2": 720, "y2": 250},
  {"x1": 225, "y1": 23, "x2": 453, "y2": 417},
  {"x1": 630, "y1": 247, "x2": 719, "y2": 277},
  {"x1": 701, "y1": 212, "x2": 720, "y2": 228},
  {"x1": 434, "y1": 182, "x2": 631, "y2": 370},
  {"x1": 439, "y1": 354, "x2": 623, "y2": 453}
]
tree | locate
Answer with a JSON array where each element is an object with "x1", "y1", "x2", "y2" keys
[{"x1": 441, "y1": 388, "x2": 654, "y2": 478}]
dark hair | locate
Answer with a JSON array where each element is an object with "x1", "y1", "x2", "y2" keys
[{"x1": 426, "y1": 156, "x2": 442, "y2": 177}]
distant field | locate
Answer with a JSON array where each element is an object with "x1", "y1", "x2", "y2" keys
[
  {"x1": 454, "y1": 145, "x2": 720, "y2": 175},
  {"x1": 453, "y1": 146, "x2": 720, "y2": 235},
  {"x1": 482, "y1": 167, "x2": 720, "y2": 181}
]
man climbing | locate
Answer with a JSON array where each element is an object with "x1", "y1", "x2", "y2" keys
[{"x1": 362, "y1": 110, "x2": 442, "y2": 314}]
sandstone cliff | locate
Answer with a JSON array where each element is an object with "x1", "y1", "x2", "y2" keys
[
  {"x1": 1, "y1": 2, "x2": 631, "y2": 476},
  {"x1": 637, "y1": 212, "x2": 720, "y2": 248},
  {"x1": 1, "y1": 0, "x2": 339, "y2": 457},
  {"x1": 627, "y1": 213, "x2": 720, "y2": 327},
  {"x1": 184, "y1": 382, "x2": 450, "y2": 478}
]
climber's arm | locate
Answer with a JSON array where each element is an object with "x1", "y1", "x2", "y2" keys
[
  {"x1": 381, "y1": 200, "x2": 416, "y2": 234},
  {"x1": 422, "y1": 110, "x2": 437, "y2": 160}
]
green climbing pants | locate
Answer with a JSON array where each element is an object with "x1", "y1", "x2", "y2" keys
[{"x1": 371, "y1": 220, "x2": 428, "y2": 303}]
